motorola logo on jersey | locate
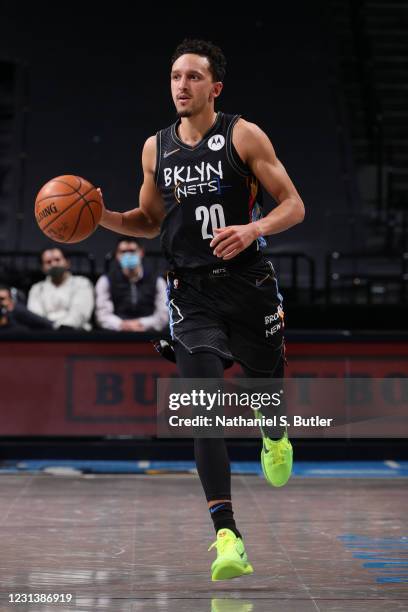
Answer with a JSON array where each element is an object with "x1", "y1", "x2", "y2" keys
[{"x1": 208, "y1": 134, "x2": 225, "y2": 151}]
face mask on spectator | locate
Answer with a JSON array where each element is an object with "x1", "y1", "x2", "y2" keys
[
  {"x1": 120, "y1": 253, "x2": 140, "y2": 270},
  {"x1": 48, "y1": 265, "x2": 67, "y2": 280}
]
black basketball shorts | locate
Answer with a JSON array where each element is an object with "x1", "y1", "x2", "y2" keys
[{"x1": 166, "y1": 256, "x2": 285, "y2": 374}]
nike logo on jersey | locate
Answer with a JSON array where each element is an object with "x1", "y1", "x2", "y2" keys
[{"x1": 163, "y1": 148, "x2": 180, "y2": 158}]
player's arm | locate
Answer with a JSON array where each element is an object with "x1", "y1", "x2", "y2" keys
[
  {"x1": 98, "y1": 136, "x2": 165, "y2": 239},
  {"x1": 210, "y1": 120, "x2": 305, "y2": 260}
]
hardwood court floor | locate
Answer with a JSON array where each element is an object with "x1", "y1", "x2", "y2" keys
[{"x1": 0, "y1": 472, "x2": 407, "y2": 611}]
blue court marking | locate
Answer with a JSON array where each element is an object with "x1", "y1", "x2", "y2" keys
[
  {"x1": 1, "y1": 460, "x2": 408, "y2": 476},
  {"x1": 353, "y1": 554, "x2": 408, "y2": 559},
  {"x1": 363, "y1": 560, "x2": 408, "y2": 567},
  {"x1": 376, "y1": 576, "x2": 408, "y2": 584},
  {"x1": 368, "y1": 567, "x2": 408, "y2": 578},
  {"x1": 293, "y1": 461, "x2": 408, "y2": 478},
  {"x1": 346, "y1": 545, "x2": 408, "y2": 549},
  {"x1": 339, "y1": 534, "x2": 408, "y2": 585},
  {"x1": 340, "y1": 535, "x2": 408, "y2": 540},
  {"x1": 366, "y1": 567, "x2": 408, "y2": 571}
]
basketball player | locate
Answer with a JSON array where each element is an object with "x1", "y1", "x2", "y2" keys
[{"x1": 98, "y1": 39, "x2": 305, "y2": 581}]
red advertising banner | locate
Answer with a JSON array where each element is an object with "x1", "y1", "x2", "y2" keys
[{"x1": 0, "y1": 340, "x2": 407, "y2": 436}]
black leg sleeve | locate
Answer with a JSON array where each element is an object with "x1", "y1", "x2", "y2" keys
[{"x1": 174, "y1": 343, "x2": 232, "y2": 501}]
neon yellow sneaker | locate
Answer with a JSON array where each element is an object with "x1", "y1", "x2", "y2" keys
[
  {"x1": 211, "y1": 598, "x2": 254, "y2": 612},
  {"x1": 255, "y1": 411, "x2": 293, "y2": 487},
  {"x1": 208, "y1": 528, "x2": 254, "y2": 581}
]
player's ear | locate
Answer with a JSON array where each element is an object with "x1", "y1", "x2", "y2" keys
[{"x1": 211, "y1": 81, "x2": 223, "y2": 100}]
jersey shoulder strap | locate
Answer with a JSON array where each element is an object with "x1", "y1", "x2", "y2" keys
[
  {"x1": 154, "y1": 119, "x2": 180, "y2": 185},
  {"x1": 154, "y1": 129, "x2": 163, "y2": 187},
  {"x1": 222, "y1": 113, "x2": 251, "y2": 178}
]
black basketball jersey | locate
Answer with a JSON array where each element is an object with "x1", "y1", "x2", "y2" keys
[{"x1": 154, "y1": 112, "x2": 266, "y2": 270}]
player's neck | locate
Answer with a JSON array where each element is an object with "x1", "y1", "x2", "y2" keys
[{"x1": 178, "y1": 108, "x2": 218, "y2": 146}]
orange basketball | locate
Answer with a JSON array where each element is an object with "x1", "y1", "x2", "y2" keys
[{"x1": 35, "y1": 175, "x2": 103, "y2": 243}]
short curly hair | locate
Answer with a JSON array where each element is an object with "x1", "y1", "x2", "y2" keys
[{"x1": 171, "y1": 39, "x2": 226, "y2": 82}]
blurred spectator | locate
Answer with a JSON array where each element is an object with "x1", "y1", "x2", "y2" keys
[
  {"x1": 95, "y1": 238, "x2": 168, "y2": 332},
  {"x1": 27, "y1": 247, "x2": 94, "y2": 330},
  {"x1": 0, "y1": 284, "x2": 28, "y2": 332},
  {"x1": 0, "y1": 283, "x2": 54, "y2": 331}
]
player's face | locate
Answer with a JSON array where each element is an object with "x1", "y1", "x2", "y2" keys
[
  {"x1": 171, "y1": 54, "x2": 222, "y2": 117},
  {"x1": 41, "y1": 249, "x2": 69, "y2": 274}
]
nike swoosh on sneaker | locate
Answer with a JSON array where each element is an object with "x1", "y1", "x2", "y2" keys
[{"x1": 163, "y1": 148, "x2": 180, "y2": 158}]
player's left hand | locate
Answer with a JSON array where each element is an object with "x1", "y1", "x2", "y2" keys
[{"x1": 210, "y1": 224, "x2": 259, "y2": 260}]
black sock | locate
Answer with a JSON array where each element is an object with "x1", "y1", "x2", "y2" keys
[{"x1": 209, "y1": 502, "x2": 241, "y2": 538}]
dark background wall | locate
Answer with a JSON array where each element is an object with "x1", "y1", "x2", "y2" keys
[{"x1": 0, "y1": 0, "x2": 350, "y2": 273}]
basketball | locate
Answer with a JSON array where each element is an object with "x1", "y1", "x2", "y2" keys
[{"x1": 34, "y1": 175, "x2": 103, "y2": 243}]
